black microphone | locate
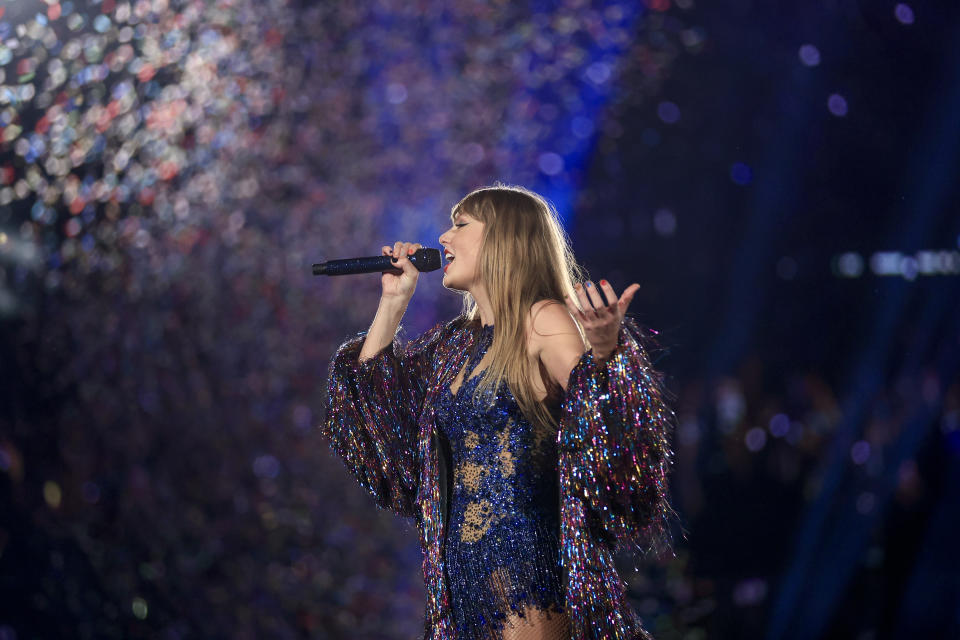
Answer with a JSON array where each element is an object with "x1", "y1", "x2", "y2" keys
[{"x1": 312, "y1": 247, "x2": 443, "y2": 276}]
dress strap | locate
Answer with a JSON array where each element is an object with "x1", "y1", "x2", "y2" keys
[{"x1": 464, "y1": 323, "x2": 494, "y2": 379}]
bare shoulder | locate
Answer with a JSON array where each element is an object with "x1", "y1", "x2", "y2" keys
[
  {"x1": 528, "y1": 299, "x2": 584, "y2": 356},
  {"x1": 528, "y1": 299, "x2": 586, "y2": 391}
]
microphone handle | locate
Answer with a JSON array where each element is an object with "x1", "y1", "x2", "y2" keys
[
  {"x1": 313, "y1": 255, "x2": 400, "y2": 276},
  {"x1": 312, "y1": 248, "x2": 440, "y2": 276}
]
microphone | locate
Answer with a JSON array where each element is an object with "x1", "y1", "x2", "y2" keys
[{"x1": 312, "y1": 247, "x2": 443, "y2": 276}]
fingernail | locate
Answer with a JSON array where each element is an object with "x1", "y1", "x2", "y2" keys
[
  {"x1": 391, "y1": 257, "x2": 398, "y2": 263},
  {"x1": 600, "y1": 279, "x2": 608, "y2": 286},
  {"x1": 408, "y1": 247, "x2": 415, "y2": 254},
  {"x1": 586, "y1": 281, "x2": 593, "y2": 288}
]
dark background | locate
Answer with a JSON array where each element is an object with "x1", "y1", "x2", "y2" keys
[{"x1": 0, "y1": 1, "x2": 957, "y2": 639}]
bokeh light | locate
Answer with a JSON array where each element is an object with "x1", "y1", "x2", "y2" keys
[
  {"x1": 730, "y1": 161, "x2": 753, "y2": 185},
  {"x1": 894, "y1": 4, "x2": 916, "y2": 26},
  {"x1": 798, "y1": 44, "x2": 821, "y2": 67},
  {"x1": 657, "y1": 100, "x2": 681, "y2": 124},
  {"x1": 827, "y1": 93, "x2": 849, "y2": 117},
  {"x1": 653, "y1": 207, "x2": 676, "y2": 236}
]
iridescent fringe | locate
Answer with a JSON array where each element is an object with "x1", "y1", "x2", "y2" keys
[
  {"x1": 557, "y1": 316, "x2": 675, "y2": 640},
  {"x1": 324, "y1": 313, "x2": 675, "y2": 640},
  {"x1": 322, "y1": 318, "x2": 452, "y2": 517}
]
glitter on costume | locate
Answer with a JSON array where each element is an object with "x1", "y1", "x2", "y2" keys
[
  {"x1": 323, "y1": 312, "x2": 675, "y2": 639},
  {"x1": 434, "y1": 320, "x2": 566, "y2": 638}
]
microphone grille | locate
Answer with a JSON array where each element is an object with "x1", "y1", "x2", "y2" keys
[{"x1": 416, "y1": 248, "x2": 442, "y2": 272}]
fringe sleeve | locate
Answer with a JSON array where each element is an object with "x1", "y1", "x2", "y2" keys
[
  {"x1": 322, "y1": 319, "x2": 448, "y2": 519},
  {"x1": 558, "y1": 316, "x2": 676, "y2": 556}
]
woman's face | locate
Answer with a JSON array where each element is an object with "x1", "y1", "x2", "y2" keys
[{"x1": 438, "y1": 212, "x2": 485, "y2": 292}]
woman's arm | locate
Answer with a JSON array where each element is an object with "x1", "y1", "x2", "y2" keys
[
  {"x1": 324, "y1": 314, "x2": 447, "y2": 519},
  {"x1": 323, "y1": 238, "x2": 441, "y2": 519},
  {"x1": 531, "y1": 300, "x2": 587, "y2": 392},
  {"x1": 534, "y1": 302, "x2": 675, "y2": 555},
  {"x1": 359, "y1": 240, "x2": 427, "y2": 361},
  {"x1": 359, "y1": 296, "x2": 408, "y2": 362}
]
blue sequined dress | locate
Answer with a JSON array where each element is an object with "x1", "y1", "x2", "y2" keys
[
  {"x1": 325, "y1": 311, "x2": 676, "y2": 639},
  {"x1": 433, "y1": 322, "x2": 569, "y2": 638}
]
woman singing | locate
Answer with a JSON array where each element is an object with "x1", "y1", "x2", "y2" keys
[{"x1": 324, "y1": 185, "x2": 675, "y2": 640}]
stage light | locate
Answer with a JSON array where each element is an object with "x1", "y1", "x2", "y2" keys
[
  {"x1": 850, "y1": 440, "x2": 870, "y2": 465},
  {"x1": 538, "y1": 152, "x2": 564, "y2": 175},
  {"x1": 680, "y1": 27, "x2": 705, "y2": 51},
  {"x1": 894, "y1": 4, "x2": 915, "y2": 25},
  {"x1": 657, "y1": 100, "x2": 680, "y2": 124},
  {"x1": 585, "y1": 62, "x2": 611, "y2": 85},
  {"x1": 43, "y1": 480, "x2": 62, "y2": 508},
  {"x1": 653, "y1": 208, "x2": 676, "y2": 236},
  {"x1": 769, "y1": 413, "x2": 790, "y2": 438},
  {"x1": 385, "y1": 83, "x2": 408, "y2": 105},
  {"x1": 64, "y1": 217, "x2": 81, "y2": 237},
  {"x1": 730, "y1": 162, "x2": 752, "y2": 185},
  {"x1": 745, "y1": 427, "x2": 767, "y2": 452},
  {"x1": 900, "y1": 256, "x2": 919, "y2": 280},
  {"x1": 827, "y1": 93, "x2": 848, "y2": 117},
  {"x1": 733, "y1": 578, "x2": 768, "y2": 606},
  {"x1": 836, "y1": 252, "x2": 864, "y2": 278},
  {"x1": 798, "y1": 44, "x2": 821, "y2": 67},
  {"x1": 863, "y1": 250, "x2": 960, "y2": 278},
  {"x1": 131, "y1": 597, "x2": 148, "y2": 620},
  {"x1": 870, "y1": 251, "x2": 900, "y2": 275}
]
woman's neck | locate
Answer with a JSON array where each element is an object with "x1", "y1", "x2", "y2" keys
[{"x1": 470, "y1": 285, "x2": 494, "y2": 327}]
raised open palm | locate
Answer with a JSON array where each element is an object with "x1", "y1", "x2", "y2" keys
[{"x1": 565, "y1": 279, "x2": 640, "y2": 361}]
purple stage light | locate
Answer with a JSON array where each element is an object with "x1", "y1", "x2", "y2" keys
[
  {"x1": 653, "y1": 208, "x2": 677, "y2": 237},
  {"x1": 657, "y1": 100, "x2": 681, "y2": 124},
  {"x1": 799, "y1": 44, "x2": 821, "y2": 67},
  {"x1": 851, "y1": 440, "x2": 871, "y2": 465},
  {"x1": 828, "y1": 93, "x2": 848, "y2": 117},
  {"x1": 538, "y1": 152, "x2": 564, "y2": 175},
  {"x1": 745, "y1": 427, "x2": 767, "y2": 452},
  {"x1": 894, "y1": 4, "x2": 915, "y2": 25},
  {"x1": 730, "y1": 162, "x2": 753, "y2": 185},
  {"x1": 769, "y1": 414, "x2": 790, "y2": 438}
]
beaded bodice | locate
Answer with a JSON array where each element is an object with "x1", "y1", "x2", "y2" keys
[{"x1": 433, "y1": 323, "x2": 567, "y2": 638}]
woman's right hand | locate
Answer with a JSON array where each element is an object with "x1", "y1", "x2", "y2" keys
[{"x1": 380, "y1": 241, "x2": 422, "y2": 302}]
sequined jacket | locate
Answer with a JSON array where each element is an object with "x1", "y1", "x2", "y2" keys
[{"x1": 323, "y1": 313, "x2": 674, "y2": 640}]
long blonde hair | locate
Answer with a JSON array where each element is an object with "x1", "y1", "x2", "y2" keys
[{"x1": 451, "y1": 184, "x2": 591, "y2": 430}]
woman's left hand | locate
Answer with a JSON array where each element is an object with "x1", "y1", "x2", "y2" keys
[{"x1": 565, "y1": 279, "x2": 640, "y2": 362}]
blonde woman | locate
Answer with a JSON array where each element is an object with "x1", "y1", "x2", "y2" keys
[{"x1": 324, "y1": 185, "x2": 675, "y2": 640}]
